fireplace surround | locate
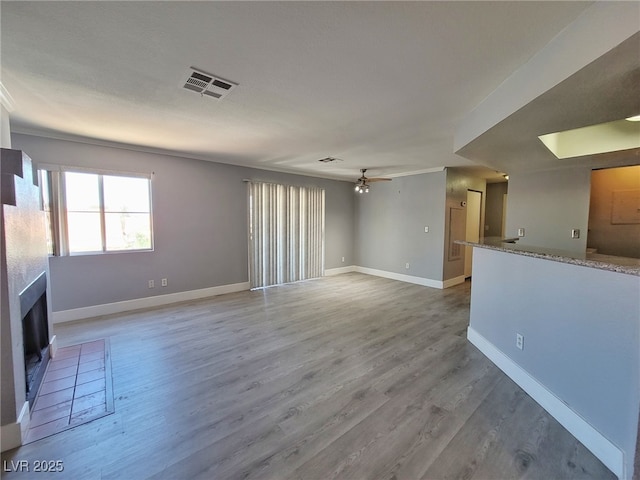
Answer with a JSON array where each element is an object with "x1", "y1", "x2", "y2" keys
[
  {"x1": 20, "y1": 272, "x2": 50, "y2": 408},
  {"x1": 1, "y1": 148, "x2": 54, "y2": 451}
]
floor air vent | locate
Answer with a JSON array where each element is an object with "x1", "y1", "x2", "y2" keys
[{"x1": 182, "y1": 68, "x2": 237, "y2": 100}]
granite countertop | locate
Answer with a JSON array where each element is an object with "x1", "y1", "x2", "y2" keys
[{"x1": 456, "y1": 237, "x2": 640, "y2": 276}]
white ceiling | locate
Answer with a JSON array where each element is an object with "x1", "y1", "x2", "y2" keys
[{"x1": 0, "y1": 1, "x2": 616, "y2": 182}]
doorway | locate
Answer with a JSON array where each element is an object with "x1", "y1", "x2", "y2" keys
[
  {"x1": 587, "y1": 165, "x2": 640, "y2": 258},
  {"x1": 465, "y1": 190, "x2": 482, "y2": 278}
]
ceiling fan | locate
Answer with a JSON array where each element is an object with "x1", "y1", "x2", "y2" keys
[{"x1": 354, "y1": 169, "x2": 391, "y2": 193}]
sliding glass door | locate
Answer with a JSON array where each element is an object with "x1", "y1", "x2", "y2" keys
[{"x1": 248, "y1": 182, "x2": 325, "y2": 289}]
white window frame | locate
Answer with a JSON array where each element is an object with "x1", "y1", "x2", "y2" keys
[{"x1": 38, "y1": 164, "x2": 154, "y2": 256}]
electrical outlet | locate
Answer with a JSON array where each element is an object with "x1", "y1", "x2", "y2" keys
[
  {"x1": 516, "y1": 333, "x2": 524, "y2": 350},
  {"x1": 341, "y1": 256, "x2": 345, "y2": 263},
  {"x1": 161, "y1": 278, "x2": 168, "y2": 287},
  {"x1": 424, "y1": 226, "x2": 429, "y2": 233},
  {"x1": 517, "y1": 228, "x2": 525, "y2": 237},
  {"x1": 571, "y1": 229, "x2": 580, "y2": 239},
  {"x1": 148, "y1": 280, "x2": 155, "y2": 289},
  {"x1": 405, "y1": 262, "x2": 410, "y2": 269}
]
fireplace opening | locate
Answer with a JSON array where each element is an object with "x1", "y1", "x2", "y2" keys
[{"x1": 20, "y1": 272, "x2": 50, "y2": 409}]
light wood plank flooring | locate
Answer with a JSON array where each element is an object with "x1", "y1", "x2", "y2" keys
[{"x1": 2, "y1": 273, "x2": 614, "y2": 479}]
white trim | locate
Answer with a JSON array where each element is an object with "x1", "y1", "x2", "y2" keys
[
  {"x1": 354, "y1": 266, "x2": 445, "y2": 289},
  {"x1": 52, "y1": 282, "x2": 250, "y2": 324},
  {"x1": 385, "y1": 166, "x2": 445, "y2": 178},
  {"x1": 327, "y1": 267, "x2": 464, "y2": 289},
  {"x1": 467, "y1": 326, "x2": 625, "y2": 479},
  {"x1": 1, "y1": 402, "x2": 29, "y2": 453},
  {"x1": 0, "y1": 82, "x2": 15, "y2": 112},
  {"x1": 49, "y1": 335, "x2": 58, "y2": 358},
  {"x1": 51, "y1": 270, "x2": 460, "y2": 324},
  {"x1": 324, "y1": 266, "x2": 357, "y2": 276},
  {"x1": 442, "y1": 275, "x2": 466, "y2": 288},
  {"x1": 38, "y1": 163, "x2": 152, "y2": 179},
  {"x1": 18, "y1": 401, "x2": 29, "y2": 445}
]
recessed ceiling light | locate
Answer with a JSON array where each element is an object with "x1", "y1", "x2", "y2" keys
[{"x1": 538, "y1": 118, "x2": 640, "y2": 159}]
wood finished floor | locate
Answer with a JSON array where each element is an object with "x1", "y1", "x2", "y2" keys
[{"x1": 2, "y1": 273, "x2": 614, "y2": 480}]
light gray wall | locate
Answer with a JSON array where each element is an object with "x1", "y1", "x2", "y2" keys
[
  {"x1": 443, "y1": 168, "x2": 486, "y2": 281},
  {"x1": 469, "y1": 247, "x2": 640, "y2": 479},
  {"x1": 12, "y1": 134, "x2": 354, "y2": 312},
  {"x1": 355, "y1": 171, "x2": 446, "y2": 281},
  {"x1": 485, "y1": 182, "x2": 508, "y2": 237},
  {"x1": 1, "y1": 150, "x2": 50, "y2": 426},
  {"x1": 505, "y1": 167, "x2": 590, "y2": 253}
]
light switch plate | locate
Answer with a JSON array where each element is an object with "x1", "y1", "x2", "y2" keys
[{"x1": 571, "y1": 229, "x2": 580, "y2": 239}]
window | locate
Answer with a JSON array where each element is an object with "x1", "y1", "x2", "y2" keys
[
  {"x1": 39, "y1": 168, "x2": 153, "y2": 255},
  {"x1": 39, "y1": 170, "x2": 54, "y2": 255}
]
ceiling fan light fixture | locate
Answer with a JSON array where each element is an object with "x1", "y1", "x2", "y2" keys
[
  {"x1": 355, "y1": 182, "x2": 369, "y2": 194},
  {"x1": 354, "y1": 168, "x2": 391, "y2": 193}
]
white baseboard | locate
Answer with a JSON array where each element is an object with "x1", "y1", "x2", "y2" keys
[
  {"x1": 354, "y1": 266, "x2": 447, "y2": 289},
  {"x1": 1, "y1": 401, "x2": 29, "y2": 453},
  {"x1": 324, "y1": 266, "x2": 357, "y2": 276},
  {"x1": 442, "y1": 275, "x2": 466, "y2": 288},
  {"x1": 52, "y1": 270, "x2": 463, "y2": 324},
  {"x1": 52, "y1": 282, "x2": 250, "y2": 324},
  {"x1": 467, "y1": 326, "x2": 624, "y2": 479},
  {"x1": 326, "y1": 266, "x2": 464, "y2": 290}
]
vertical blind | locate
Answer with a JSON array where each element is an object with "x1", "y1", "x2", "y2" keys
[{"x1": 248, "y1": 182, "x2": 325, "y2": 289}]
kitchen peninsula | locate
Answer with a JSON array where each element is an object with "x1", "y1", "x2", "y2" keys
[{"x1": 459, "y1": 238, "x2": 639, "y2": 480}]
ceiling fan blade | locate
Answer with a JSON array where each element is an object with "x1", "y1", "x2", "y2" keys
[{"x1": 367, "y1": 177, "x2": 392, "y2": 182}]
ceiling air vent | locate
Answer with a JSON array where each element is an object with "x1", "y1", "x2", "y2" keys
[{"x1": 182, "y1": 67, "x2": 237, "y2": 100}]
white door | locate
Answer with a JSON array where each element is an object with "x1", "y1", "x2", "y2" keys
[{"x1": 465, "y1": 190, "x2": 482, "y2": 278}]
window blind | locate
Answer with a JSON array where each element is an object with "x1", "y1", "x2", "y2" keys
[{"x1": 248, "y1": 182, "x2": 325, "y2": 289}]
